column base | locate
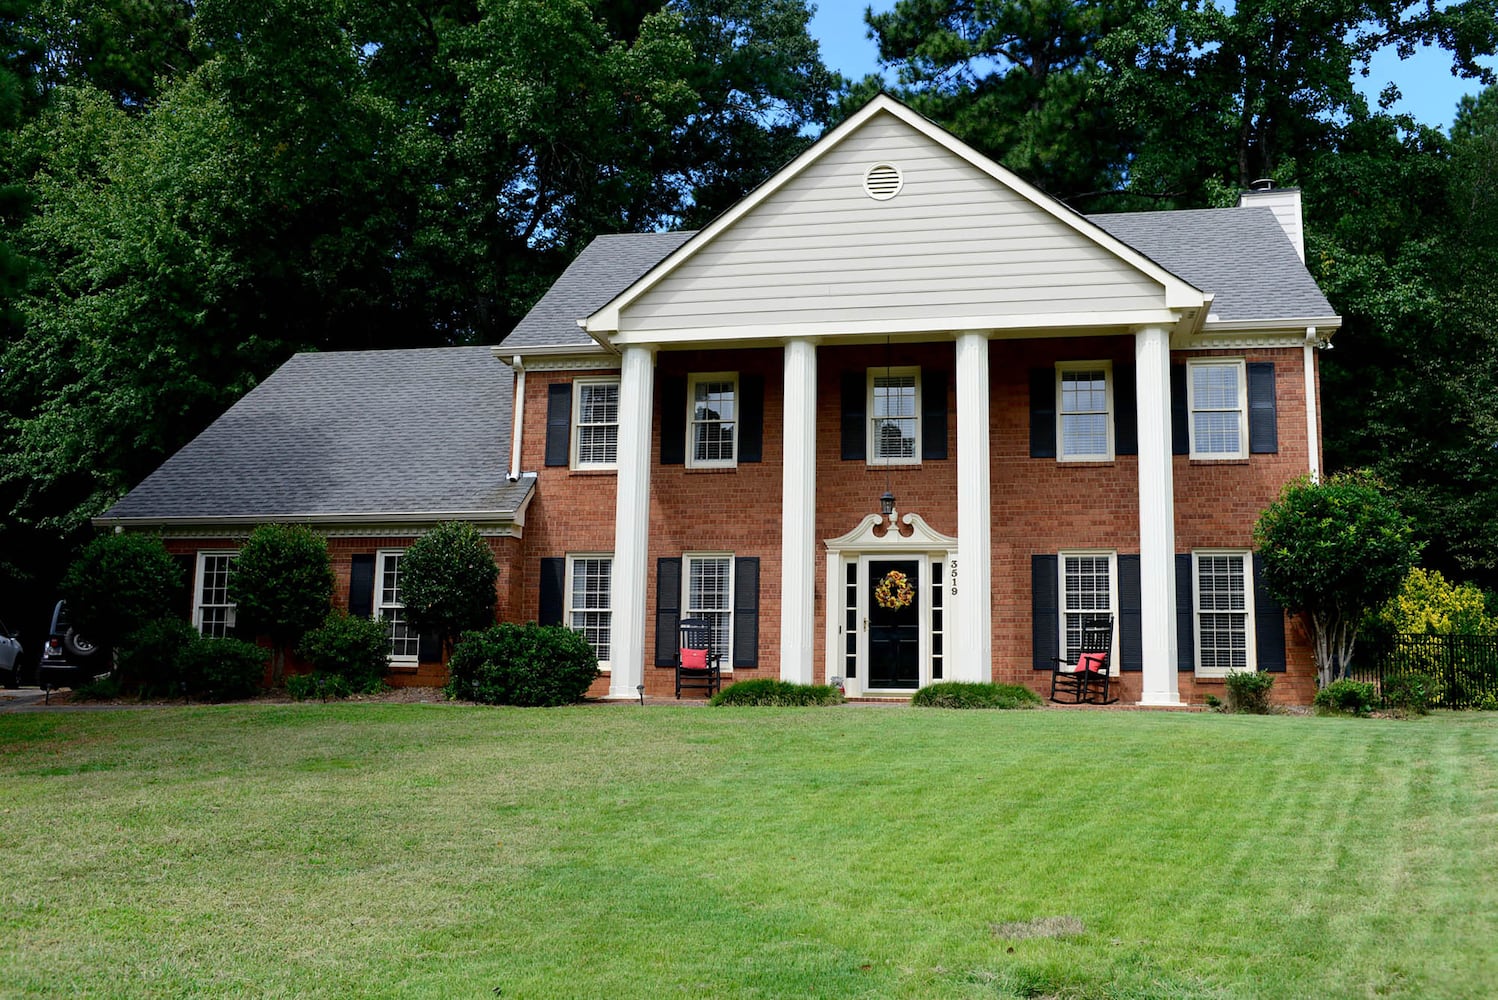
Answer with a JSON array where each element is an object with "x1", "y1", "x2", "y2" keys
[{"x1": 1137, "y1": 693, "x2": 1184, "y2": 707}]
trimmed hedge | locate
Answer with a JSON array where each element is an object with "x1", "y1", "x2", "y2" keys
[
  {"x1": 179, "y1": 637, "x2": 268, "y2": 702},
  {"x1": 446, "y1": 623, "x2": 598, "y2": 707},
  {"x1": 1313, "y1": 678, "x2": 1377, "y2": 717},
  {"x1": 911, "y1": 682, "x2": 1041, "y2": 710},
  {"x1": 297, "y1": 611, "x2": 389, "y2": 690},
  {"x1": 710, "y1": 679, "x2": 844, "y2": 706},
  {"x1": 117, "y1": 618, "x2": 201, "y2": 694}
]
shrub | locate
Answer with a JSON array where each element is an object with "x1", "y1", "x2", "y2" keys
[
  {"x1": 116, "y1": 618, "x2": 200, "y2": 693},
  {"x1": 1223, "y1": 671, "x2": 1275, "y2": 714},
  {"x1": 180, "y1": 637, "x2": 268, "y2": 702},
  {"x1": 1371, "y1": 568, "x2": 1496, "y2": 638},
  {"x1": 60, "y1": 534, "x2": 181, "y2": 649},
  {"x1": 911, "y1": 682, "x2": 1041, "y2": 709},
  {"x1": 1381, "y1": 672, "x2": 1435, "y2": 716},
  {"x1": 286, "y1": 672, "x2": 359, "y2": 701},
  {"x1": 710, "y1": 679, "x2": 844, "y2": 706},
  {"x1": 1203, "y1": 693, "x2": 1224, "y2": 712},
  {"x1": 399, "y1": 522, "x2": 500, "y2": 657},
  {"x1": 446, "y1": 623, "x2": 598, "y2": 707},
  {"x1": 297, "y1": 611, "x2": 389, "y2": 689},
  {"x1": 1313, "y1": 679, "x2": 1377, "y2": 717},
  {"x1": 228, "y1": 525, "x2": 333, "y2": 685},
  {"x1": 71, "y1": 675, "x2": 123, "y2": 701}
]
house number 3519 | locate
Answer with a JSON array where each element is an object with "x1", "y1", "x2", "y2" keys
[{"x1": 949, "y1": 558, "x2": 958, "y2": 595}]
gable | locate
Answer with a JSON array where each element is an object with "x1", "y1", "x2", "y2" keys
[{"x1": 605, "y1": 105, "x2": 1197, "y2": 340}]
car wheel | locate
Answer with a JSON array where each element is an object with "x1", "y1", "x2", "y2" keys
[{"x1": 63, "y1": 628, "x2": 98, "y2": 660}]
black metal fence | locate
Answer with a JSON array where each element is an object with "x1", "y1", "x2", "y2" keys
[{"x1": 1350, "y1": 633, "x2": 1498, "y2": 709}]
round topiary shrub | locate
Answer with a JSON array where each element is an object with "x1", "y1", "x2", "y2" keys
[
  {"x1": 709, "y1": 679, "x2": 844, "y2": 706},
  {"x1": 910, "y1": 681, "x2": 1041, "y2": 709},
  {"x1": 446, "y1": 623, "x2": 599, "y2": 707},
  {"x1": 1313, "y1": 678, "x2": 1377, "y2": 717},
  {"x1": 297, "y1": 610, "x2": 389, "y2": 692},
  {"x1": 60, "y1": 534, "x2": 182, "y2": 650}
]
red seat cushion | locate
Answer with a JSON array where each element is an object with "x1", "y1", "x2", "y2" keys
[
  {"x1": 1076, "y1": 652, "x2": 1106, "y2": 673},
  {"x1": 681, "y1": 647, "x2": 708, "y2": 669}
]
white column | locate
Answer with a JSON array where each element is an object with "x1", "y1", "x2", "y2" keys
[
  {"x1": 509, "y1": 357, "x2": 526, "y2": 480},
  {"x1": 608, "y1": 344, "x2": 655, "y2": 699},
  {"x1": 954, "y1": 332, "x2": 992, "y2": 681},
  {"x1": 1303, "y1": 333, "x2": 1321, "y2": 481},
  {"x1": 780, "y1": 338, "x2": 818, "y2": 683},
  {"x1": 1135, "y1": 325, "x2": 1181, "y2": 705}
]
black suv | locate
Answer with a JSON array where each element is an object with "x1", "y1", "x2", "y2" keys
[{"x1": 38, "y1": 601, "x2": 107, "y2": 689}]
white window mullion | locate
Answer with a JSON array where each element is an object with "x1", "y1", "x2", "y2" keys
[
  {"x1": 1188, "y1": 359, "x2": 1248, "y2": 459},
  {"x1": 377, "y1": 550, "x2": 418, "y2": 662},
  {"x1": 567, "y1": 554, "x2": 613, "y2": 670},
  {"x1": 195, "y1": 551, "x2": 239, "y2": 638},
  {"x1": 1194, "y1": 551, "x2": 1254, "y2": 676},
  {"x1": 572, "y1": 379, "x2": 620, "y2": 469},
  {"x1": 687, "y1": 373, "x2": 738, "y2": 468},
  {"x1": 1056, "y1": 361, "x2": 1114, "y2": 461},
  {"x1": 1059, "y1": 551, "x2": 1118, "y2": 673},
  {"x1": 684, "y1": 553, "x2": 734, "y2": 667},
  {"x1": 868, "y1": 366, "x2": 920, "y2": 465}
]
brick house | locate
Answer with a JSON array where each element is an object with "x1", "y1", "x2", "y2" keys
[{"x1": 99, "y1": 95, "x2": 1339, "y2": 704}]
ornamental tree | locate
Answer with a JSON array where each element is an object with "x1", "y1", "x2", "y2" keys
[
  {"x1": 397, "y1": 521, "x2": 499, "y2": 658},
  {"x1": 227, "y1": 524, "x2": 333, "y2": 685},
  {"x1": 1253, "y1": 474, "x2": 1420, "y2": 688}
]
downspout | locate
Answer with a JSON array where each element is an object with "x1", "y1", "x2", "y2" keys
[
  {"x1": 509, "y1": 356, "x2": 526, "y2": 482},
  {"x1": 1303, "y1": 328, "x2": 1320, "y2": 482}
]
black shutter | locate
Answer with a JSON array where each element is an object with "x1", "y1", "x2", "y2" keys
[
  {"x1": 1118, "y1": 554, "x2": 1143, "y2": 671},
  {"x1": 1028, "y1": 368, "x2": 1056, "y2": 458},
  {"x1": 1114, "y1": 364, "x2": 1138, "y2": 456},
  {"x1": 538, "y1": 557, "x2": 564, "y2": 626},
  {"x1": 732, "y1": 557, "x2": 759, "y2": 668},
  {"x1": 1176, "y1": 553, "x2": 1195, "y2": 671},
  {"x1": 654, "y1": 558, "x2": 682, "y2": 666},
  {"x1": 840, "y1": 370, "x2": 866, "y2": 460},
  {"x1": 660, "y1": 376, "x2": 686, "y2": 465},
  {"x1": 738, "y1": 373, "x2": 764, "y2": 463},
  {"x1": 1171, "y1": 365, "x2": 1188, "y2": 455},
  {"x1": 348, "y1": 554, "x2": 376, "y2": 619},
  {"x1": 544, "y1": 382, "x2": 572, "y2": 467},
  {"x1": 1031, "y1": 554, "x2": 1059, "y2": 670},
  {"x1": 417, "y1": 629, "x2": 441, "y2": 663},
  {"x1": 173, "y1": 554, "x2": 196, "y2": 621},
  {"x1": 1247, "y1": 362, "x2": 1278, "y2": 454},
  {"x1": 1253, "y1": 553, "x2": 1287, "y2": 672},
  {"x1": 921, "y1": 369, "x2": 948, "y2": 460}
]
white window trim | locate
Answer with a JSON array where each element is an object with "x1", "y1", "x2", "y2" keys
[
  {"x1": 686, "y1": 372, "x2": 740, "y2": 470},
  {"x1": 376, "y1": 549, "x2": 419, "y2": 665},
  {"x1": 1057, "y1": 550, "x2": 1120, "y2": 676},
  {"x1": 1055, "y1": 361, "x2": 1114, "y2": 462},
  {"x1": 570, "y1": 377, "x2": 620, "y2": 471},
  {"x1": 193, "y1": 550, "x2": 239, "y2": 638},
  {"x1": 1186, "y1": 358, "x2": 1249, "y2": 460},
  {"x1": 682, "y1": 552, "x2": 735, "y2": 673},
  {"x1": 867, "y1": 365, "x2": 922, "y2": 467},
  {"x1": 1192, "y1": 549, "x2": 1256, "y2": 678},
  {"x1": 565, "y1": 553, "x2": 613, "y2": 672}
]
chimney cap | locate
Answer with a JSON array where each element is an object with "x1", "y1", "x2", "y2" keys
[{"x1": 1250, "y1": 178, "x2": 1276, "y2": 191}]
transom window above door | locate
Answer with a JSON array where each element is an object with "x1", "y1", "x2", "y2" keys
[
  {"x1": 688, "y1": 373, "x2": 737, "y2": 468},
  {"x1": 868, "y1": 366, "x2": 920, "y2": 465}
]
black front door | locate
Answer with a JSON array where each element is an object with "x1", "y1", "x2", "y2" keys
[{"x1": 868, "y1": 559, "x2": 920, "y2": 689}]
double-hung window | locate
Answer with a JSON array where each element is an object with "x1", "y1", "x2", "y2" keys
[
  {"x1": 1056, "y1": 362, "x2": 1113, "y2": 461},
  {"x1": 195, "y1": 551, "x2": 238, "y2": 638},
  {"x1": 684, "y1": 554, "x2": 733, "y2": 665},
  {"x1": 567, "y1": 554, "x2": 613, "y2": 669},
  {"x1": 688, "y1": 373, "x2": 737, "y2": 468},
  {"x1": 1188, "y1": 359, "x2": 1248, "y2": 459},
  {"x1": 1058, "y1": 552, "x2": 1116, "y2": 666},
  {"x1": 1194, "y1": 551, "x2": 1253, "y2": 676},
  {"x1": 572, "y1": 379, "x2": 620, "y2": 469},
  {"x1": 869, "y1": 366, "x2": 920, "y2": 465},
  {"x1": 376, "y1": 550, "x2": 419, "y2": 663}
]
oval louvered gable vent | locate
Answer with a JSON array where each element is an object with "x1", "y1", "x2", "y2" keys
[{"x1": 864, "y1": 163, "x2": 903, "y2": 201}]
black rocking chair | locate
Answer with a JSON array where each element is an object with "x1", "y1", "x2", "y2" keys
[
  {"x1": 1050, "y1": 614, "x2": 1117, "y2": 704},
  {"x1": 675, "y1": 617, "x2": 723, "y2": 699}
]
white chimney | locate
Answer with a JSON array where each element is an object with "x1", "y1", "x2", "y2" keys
[{"x1": 1238, "y1": 179, "x2": 1304, "y2": 262}]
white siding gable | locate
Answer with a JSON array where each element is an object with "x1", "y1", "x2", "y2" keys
[{"x1": 615, "y1": 111, "x2": 1171, "y2": 337}]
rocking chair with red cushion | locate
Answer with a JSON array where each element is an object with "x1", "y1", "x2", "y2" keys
[
  {"x1": 1050, "y1": 614, "x2": 1117, "y2": 704},
  {"x1": 675, "y1": 618, "x2": 723, "y2": 699}
]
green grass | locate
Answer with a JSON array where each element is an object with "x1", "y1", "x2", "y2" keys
[{"x1": 2, "y1": 706, "x2": 1496, "y2": 999}]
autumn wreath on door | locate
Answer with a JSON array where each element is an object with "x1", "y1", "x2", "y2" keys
[{"x1": 874, "y1": 569, "x2": 915, "y2": 611}]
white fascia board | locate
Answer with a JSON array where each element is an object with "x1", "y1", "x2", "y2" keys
[
  {"x1": 92, "y1": 502, "x2": 531, "y2": 533},
  {"x1": 584, "y1": 94, "x2": 1207, "y2": 337},
  {"x1": 1202, "y1": 315, "x2": 1342, "y2": 334}
]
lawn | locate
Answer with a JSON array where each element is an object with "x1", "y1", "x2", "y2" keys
[{"x1": 2, "y1": 704, "x2": 1495, "y2": 999}]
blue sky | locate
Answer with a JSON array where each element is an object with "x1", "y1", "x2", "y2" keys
[{"x1": 807, "y1": 0, "x2": 1494, "y2": 131}]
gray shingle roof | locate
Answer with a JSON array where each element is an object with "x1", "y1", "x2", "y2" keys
[
  {"x1": 501, "y1": 231, "x2": 696, "y2": 350},
  {"x1": 1087, "y1": 207, "x2": 1334, "y2": 321},
  {"x1": 100, "y1": 347, "x2": 528, "y2": 523}
]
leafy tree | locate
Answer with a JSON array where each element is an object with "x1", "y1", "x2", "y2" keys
[
  {"x1": 1370, "y1": 567, "x2": 1495, "y2": 637},
  {"x1": 1253, "y1": 474, "x2": 1420, "y2": 687},
  {"x1": 397, "y1": 521, "x2": 499, "y2": 657},
  {"x1": 226, "y1": 524, "x2": 332, "y2": 685},
  {"x1": 59, "y1": 532, "x2": 181, "y2": 648}
]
